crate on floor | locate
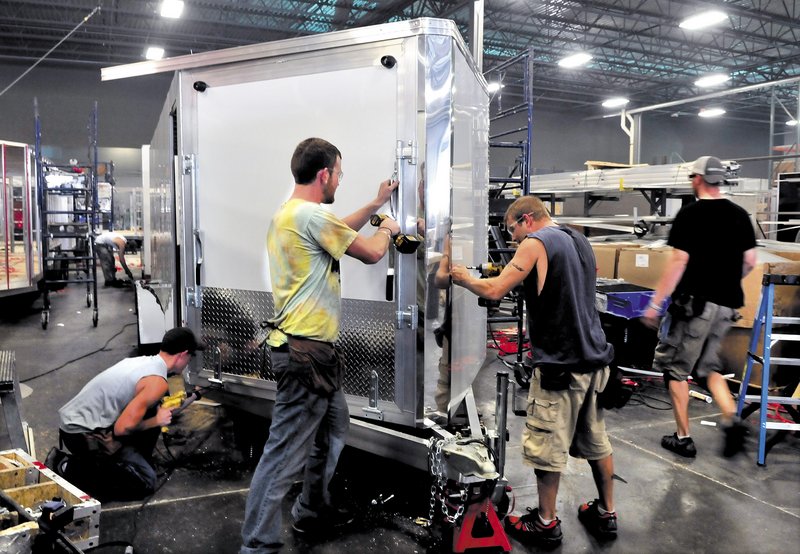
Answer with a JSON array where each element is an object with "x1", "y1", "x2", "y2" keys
[
  {"x1": 0, "y1": 449, "x2": 100, "y2": 550},
  {"x1": 596, "y1": 282, "x2": 661, "y2": 319}
]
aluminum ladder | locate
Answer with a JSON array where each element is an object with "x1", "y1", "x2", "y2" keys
[{"x1": 736, "y1": 273, "x2": 800, "y2": 465}]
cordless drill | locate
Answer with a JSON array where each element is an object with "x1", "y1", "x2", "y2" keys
[
  {"x1": 369, "y1": 214, "x2": 423, "y2": 254},
  {"x1": 160, "y1": 389, "x2": 202, "y2": 432},
  {"x1": 467, "y1": 263, "x2": 505, "y2": 277}
]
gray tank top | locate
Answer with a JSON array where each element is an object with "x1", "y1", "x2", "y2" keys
[
  {"x1": 523, "y1": 225, "x2": 614, "y2": 371},
  {"x1": 59, "y1": 355, "x2": 168, "y2": 433}
]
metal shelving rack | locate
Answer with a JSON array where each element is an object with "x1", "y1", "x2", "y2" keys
[{"x1": 34, "y1": 101, "x2": 100, "y2": 328}]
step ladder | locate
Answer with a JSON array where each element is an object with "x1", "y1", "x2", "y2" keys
[{"x1": 736, "y1": 273, "x2": 800, "y2": 466}]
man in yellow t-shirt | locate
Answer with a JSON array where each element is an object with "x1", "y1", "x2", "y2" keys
[{"x1": 241, "y1": 138, "x2": 400, "y2": 554}]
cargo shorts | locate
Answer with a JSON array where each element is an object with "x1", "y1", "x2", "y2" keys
[
  {"x1": 521, "y1": 366, "x2": 613, "y2": 472},
  {"x1": 652, "y1": 301, "x2": 736, "y2": 382}
]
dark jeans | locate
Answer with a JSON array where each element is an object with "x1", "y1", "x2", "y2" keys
[
  {"x1": 240, "y1": 350, "x2": 349, "y2": 554},
  {"x1": 94, "y1": 243, "x2": 117, "y2": 284},
  {"x1": 59, "y1": 427, "x2": 159, "y2": 502}
]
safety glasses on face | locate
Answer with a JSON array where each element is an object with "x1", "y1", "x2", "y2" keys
[
  {"x1": 501, "y1": 212, "x2": 533, "y2": 233},
  {"x1": 327, "y1": 167, "x2": 344, "y2": 182}
]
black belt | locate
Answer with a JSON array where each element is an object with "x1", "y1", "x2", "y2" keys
[{"x1": 271, "y1": 344, "x2": 289, "y2": 353}]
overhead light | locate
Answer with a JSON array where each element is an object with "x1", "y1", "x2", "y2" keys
[
  {"x1": 145, "y1": 47, "x2": 165, "y2": 60},
  {"x1": 487, "y1": 82, "x2": 503, "y2": 93},
  {"x1": 680, "y1": 10, "x2": 728, "y2": 30},
  {"x1": 558, "y1": 52, "x2": 592, "y2": 68},
  {"x1": 787, "y1": 119, "x2": 799, "y2": 127},
  {"x1": 602, "y1": 97, "x2": 629, "y2": 108},
  {"x1": 694, "y1": 73, "x2": 730, "y2": 88},
  {"x1": 160, "y1": 0, "x2": 184, "y2": 18},
  {"x1": 698, "y1": 107, "x2": 726, "y2": 118}
]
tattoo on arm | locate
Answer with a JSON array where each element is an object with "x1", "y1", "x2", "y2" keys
[{"x1": 511, "y1": 262, "x2": 525, "y2": 272}]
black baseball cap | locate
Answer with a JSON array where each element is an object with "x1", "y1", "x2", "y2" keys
[
  {"x1": 161, "y1": 327, "x2": 205, "y2": 355},
  {"x1": 689, "y1": 156, "x2": 726, "y2": 185}
]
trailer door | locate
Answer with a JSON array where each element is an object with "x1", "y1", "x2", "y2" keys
[{"x1": 183, "y1": 40, "x2": 418, "y2": 426}]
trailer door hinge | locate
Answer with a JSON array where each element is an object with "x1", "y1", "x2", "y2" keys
[
  {"x1": 396, "y1": 305, "x2": 418, "y2": 330},
  {"x1": 182, "y1": 155, "x2": 194, "y2": 175},
  {"x1": 396, "y1": 140, "x2": 417, "y2": 165},
  {"x1": 186, "y1": 286, "x2": 202, "y2": 308}
]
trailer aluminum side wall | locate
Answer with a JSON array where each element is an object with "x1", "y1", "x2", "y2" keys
[{"x1": 106, "y1": 19, "x2": 488, "y2": 457}]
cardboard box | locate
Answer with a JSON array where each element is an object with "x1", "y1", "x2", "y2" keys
[
  {"x1": 735, "y1": 249, "x2": 800, "y2": 327},
  {"x1": 592, "y1": 246, "x2": 618, "y2": 278},
  {"x1": 0, "y1": 449, "x2": 100, "y2": 550},
  {"x1": 590, "y1": 242, "x2": 643, "y2": 279},
  {"x1": 616, "y1": 247, "x2": 673, "y2": 290}
]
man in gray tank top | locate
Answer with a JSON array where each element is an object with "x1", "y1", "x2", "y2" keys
[
  {"x1": 452, "y1": 195, "x2": 617, "y2": 548},
  {"x1": 47, "y1": 327, "x2": 203, "y2": 501}
]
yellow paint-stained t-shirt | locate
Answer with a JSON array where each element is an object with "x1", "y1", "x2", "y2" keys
[{"x1": 266, "y1": 198, "x2": 358, "y2": 344}]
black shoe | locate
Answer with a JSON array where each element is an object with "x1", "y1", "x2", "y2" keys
[
  {"x1": 661, "y1": 433, "x2": 697, "y2": 458},
  {"x1": 722, "y1": 420, "x2": 749, "y2": 457},
  {"x1": 44, "y1": 447, "x2": 69, "y2": 477},
  {"x1": 504, "y1": 507, "x2": 562, "y2": 549},
  {"x1": 578, "y1": 499, "x2": 618, "y2": 540},
  {"x1": 292, "y1": 505, "x2": 354, "y2": 535}
]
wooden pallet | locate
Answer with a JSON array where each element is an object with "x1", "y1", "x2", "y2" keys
[{"x1": 0, "y1": 449, "x2": 100, "y2": 551}]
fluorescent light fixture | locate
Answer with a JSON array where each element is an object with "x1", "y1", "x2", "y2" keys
[
  {"x1": 698, "y1": 107, "x2": 726, "y2": 118},
  {"x1": 602, "y1": 97, "x2": 629, "y2": 108},
  {"x1": 160, "y1": 0, "x2": 184, "y2": 19},
  {"x1": 145, "y1": 47, "x2": 165, "y2": 60},
  {"x1": 487, "y1": 82, "x2": 502, "y2": 93},
  {"x1": 558, "y1": 52, "x2": 592, "y2": 68},
  {"x1": 787, "y1": 119, "x2": 798, "y2": 127},
  {"x1": 680, "y1": 10, "x2": 727, "y2": 30},
  {"x1": 694, "y1": 73, "x2": 730, "y2": 88}
]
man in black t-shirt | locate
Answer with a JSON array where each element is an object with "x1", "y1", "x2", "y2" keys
[{"x1": 643, "y1": 156, "x2": 757, "y2": 458}]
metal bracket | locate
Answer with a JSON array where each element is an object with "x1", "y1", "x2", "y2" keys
[
  {"x1": 361, "y1": 370, "x2": 384, "y2": 420},
  {"x1": 207, "y1": 345, "x2": 224, "y2": 385},
  {"x1": 396, "y1": 305, "x2": 418, "y2": 330},
  {"x1": 396, "y1": 139, "x2": 417, "y2": 165},
  {"x1": 186, "y1": 286, "x2": 202, "y2": 308}
]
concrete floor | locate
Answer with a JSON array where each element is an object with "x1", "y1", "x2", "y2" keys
[{"x1": 1, "y1": 283, "x2": 799, "y2": 553}]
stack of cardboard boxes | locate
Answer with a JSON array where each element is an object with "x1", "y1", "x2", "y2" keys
[{"x1": 591, "y1": 241, "x2": 800, "y2": 386}]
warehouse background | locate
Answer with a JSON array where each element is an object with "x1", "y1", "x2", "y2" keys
[{"x1": 0, "y1": 59, "x2": 774, "y2": 225}]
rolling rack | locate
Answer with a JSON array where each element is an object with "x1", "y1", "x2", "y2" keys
[
  {"x1": 484, "y1": 50, "x2": 533, "y2": 389},
  {"x1": 34, "y1": 100, "x2": 100, "y2": 329}
]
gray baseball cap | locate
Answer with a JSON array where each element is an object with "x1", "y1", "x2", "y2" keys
[{"x1": 689, "y1": 156, "x2": 726, "y2": 185}]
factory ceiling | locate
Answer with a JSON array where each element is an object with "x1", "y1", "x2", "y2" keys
[{"x1": 0, "y1": 0, "x2": 798, "y2": 123}]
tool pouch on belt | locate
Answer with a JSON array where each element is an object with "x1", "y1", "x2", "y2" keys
[
  {"x1": 667, "y1": 293, "x2": 706, "y2": 321},
  {"x1": 538, "y1": 365, "x2": 571, "y2": 391},
  {"x1": 287, "y1": 336, "x2": 342, "y2": 396}
]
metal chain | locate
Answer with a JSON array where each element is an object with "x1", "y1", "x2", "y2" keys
[{"x1": 427, "y1": 436, "x2": 466, "y2": 525}]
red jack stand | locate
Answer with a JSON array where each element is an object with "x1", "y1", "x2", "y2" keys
[{"x1": 452, "y1": 498, "x2": 511, "y2": 553}]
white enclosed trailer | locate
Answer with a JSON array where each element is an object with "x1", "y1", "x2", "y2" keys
[{"x1": 104, "y1": 18, "x2": 490, "y2": 470}]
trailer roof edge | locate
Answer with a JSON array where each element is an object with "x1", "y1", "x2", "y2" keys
[{"x1": 101, "y1": 18, "x2": 462, "y2": 82}]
